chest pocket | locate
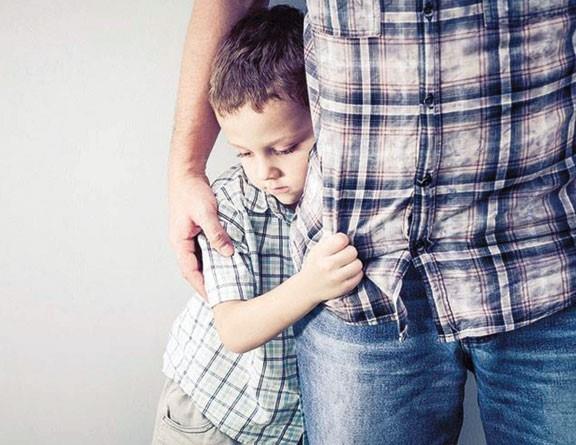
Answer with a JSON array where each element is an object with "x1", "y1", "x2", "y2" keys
[
  {"x1": 482, "y1": 0, "x2": 576, "y2": 28},
  {"x1": 306, "y1": 0, "x2": 381, "y2": 37}
]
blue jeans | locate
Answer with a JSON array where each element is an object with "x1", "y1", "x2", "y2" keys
[{"x1": 294, "y1": 268, "x2": 576, "y2": 445}]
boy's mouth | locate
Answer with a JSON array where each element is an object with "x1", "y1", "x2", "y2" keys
[{"x1": 270, "y1": 186, "x2": 290, "y2": 193}]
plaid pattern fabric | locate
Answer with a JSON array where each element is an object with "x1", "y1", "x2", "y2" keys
[
  {"x1": 291, "y1": 0, "x2": 576, "y2": 341},
  {"x1": 163, "y1": 165, "x2": 302, "y2": 444}
]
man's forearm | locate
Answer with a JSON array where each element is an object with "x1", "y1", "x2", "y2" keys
[{"x1": 169, "y1": 0, "x2": 269, "y2": 178}]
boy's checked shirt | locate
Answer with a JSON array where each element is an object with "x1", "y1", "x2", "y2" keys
[
  {"x1": 163, "y1": 165, "x2": 302, "y2": 444},
  {"x1": 291, "y1": 0, "x2": 576, "y2": 340}
]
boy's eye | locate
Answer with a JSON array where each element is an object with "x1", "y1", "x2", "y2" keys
[
  {"x1": 236, "y1": 152, "x2": 251, "y2": 158},
  {"x1": 274, "y1": 145, "x2": 297, "y2": 155}
]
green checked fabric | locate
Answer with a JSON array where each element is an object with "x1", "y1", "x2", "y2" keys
[{"x1": 163, "y1": 164, "x2": 302, "y2": 444}]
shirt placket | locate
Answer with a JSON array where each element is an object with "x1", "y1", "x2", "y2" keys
[
  {"x1": 410, "y1": 1, "x2": 460, "y2": 338},
  {"x1": 408, "y1": 0, "x2": 440, "y2": 257}
]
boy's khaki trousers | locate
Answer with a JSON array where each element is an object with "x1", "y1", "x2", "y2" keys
[{"x1": 151, "y1": 378, "x2": 239, "y2": 445}]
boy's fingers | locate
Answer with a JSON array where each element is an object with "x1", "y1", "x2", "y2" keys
[
  {"x1": 330, "y1": 245, "x2": 359, "y2": 268},
  {"x1": 318, "y1": 232, "x2": 349, "y2": 255},
  {"x1": 338, "y1": 258, "x2": 363, "y2": 280},
  {"x1": 343, "y1": 270, "x2": 364, "y2": 291}
]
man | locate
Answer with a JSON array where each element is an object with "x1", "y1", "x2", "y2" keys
[{"x1": 169, "y1": 1, "x2": 576, "y2": 443}]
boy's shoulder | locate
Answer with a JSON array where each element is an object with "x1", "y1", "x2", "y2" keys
[
  {"x1": 206, "y1": 164, "x2": 270, "y2": 247},
  {"x1": 211, "y1": 164, "x2": 247, "y2": 202},
  {"x1": 211, "y1": 164, "x2": 267, "y2": 216},
  {"x1": 212, "y1": 164, "x2": 255, "y2": 213},
  {"x1": 207, "y1": 164, "x2": 293, "y2": 248}
]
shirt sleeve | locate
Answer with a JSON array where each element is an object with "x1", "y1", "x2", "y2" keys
[
  {"x1": 198, "y1": 203, "x2": 257, "y2": 308},
  {"x1": 290, "y1": 146, "x2": 323, "y2": 271},
  {"x1": 304, "y1": 17, "x2": 320, "y2": 135}
]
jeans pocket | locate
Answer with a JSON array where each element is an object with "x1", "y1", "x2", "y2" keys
[
  {"x1": 306, "y1": 0, "x2": 381, "y2": 37},
  {"x1": 482, "y1": 0, "x2": 576, "y2": 28}
]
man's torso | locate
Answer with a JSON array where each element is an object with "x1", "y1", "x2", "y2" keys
[{"x1": 292, "y1": 0, "x2": 576, "y2": 340}]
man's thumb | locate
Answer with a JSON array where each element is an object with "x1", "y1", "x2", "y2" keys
[{"x1": 205, "y1": 222, "x2": 234, "y2": 256}]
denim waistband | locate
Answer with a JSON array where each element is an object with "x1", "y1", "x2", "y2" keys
[{"x1": 295, "y1": 264, "x2": 435, "y2": 342}]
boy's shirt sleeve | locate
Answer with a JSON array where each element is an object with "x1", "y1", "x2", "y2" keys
[{"x1": 198, "y1": 202, "x2": 257, "y2": 308}]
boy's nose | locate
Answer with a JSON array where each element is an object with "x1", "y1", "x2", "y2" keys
[{"x1": 256, "y1": 160, "x2": 280, "y2": 180}]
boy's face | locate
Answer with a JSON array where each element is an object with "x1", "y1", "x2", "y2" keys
[{"x1": 216, "y1": 99, "x2": 314, "y2": 207}]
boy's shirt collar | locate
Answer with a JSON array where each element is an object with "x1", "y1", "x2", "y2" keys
[{"x1": 239, "y1": 167, "x2": 295, "y2": 224}]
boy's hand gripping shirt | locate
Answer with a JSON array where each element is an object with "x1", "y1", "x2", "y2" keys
[{"x1": 291, "y1": 0, "x2": 576, "y2": 340}]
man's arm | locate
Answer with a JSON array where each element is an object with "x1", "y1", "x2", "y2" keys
[
  {"x1": 169, "y1": 0, "x2": 268, "y2": 296},
  {"x1": 212, "y1": 234, "x2": 364, "y2": 354}
]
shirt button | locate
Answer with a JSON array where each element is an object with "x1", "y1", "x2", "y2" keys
[
  {"x1": 416, "y1": 173, "x2": 433, "y2": 187},
  {"x1": 414, "y1": 239, "x2": 428, "y2": 254},
  {"x1": 424, "y1": 93, "x2": 435, "y2": 109},
  {"x1": 423, "y1": 2, "x2": 434, "y2": 18}
]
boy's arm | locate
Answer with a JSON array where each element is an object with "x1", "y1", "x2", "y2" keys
[
  {"x1": 212, "y1": 234, "x2": 363, "y2": 354},
  {"x1": 169, "y1": 0, "x2": 268, "y2": 296}
]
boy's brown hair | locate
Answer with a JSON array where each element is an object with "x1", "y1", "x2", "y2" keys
[{"x1": 208, "y1": 5, "x2": 307, "y2": 116}]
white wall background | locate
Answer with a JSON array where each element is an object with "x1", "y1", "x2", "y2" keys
[{"x1": 0, "y1": 1, "x2": 486, "y2": 443}]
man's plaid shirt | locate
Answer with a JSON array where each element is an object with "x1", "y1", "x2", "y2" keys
[
  {"x1": 163, "y1": 165, "x2": 302, "y2": 444},
  {"x1": 291, "y1": 0, "x2": 576, "y2": 341}
]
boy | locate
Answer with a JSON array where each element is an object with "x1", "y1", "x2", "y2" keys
[{"x1": 152, "y1": 6, "x2": 363, "y2": 445}]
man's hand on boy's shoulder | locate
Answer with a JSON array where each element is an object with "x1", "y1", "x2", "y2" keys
[{"x1": 169, "y1": 172, "x2": 234, "y2": 298}]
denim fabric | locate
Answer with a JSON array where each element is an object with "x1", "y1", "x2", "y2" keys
[{"x1": 294, "y1": 267, "x2": 576, "y2": 445}]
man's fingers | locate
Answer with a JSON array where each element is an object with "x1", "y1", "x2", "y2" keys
[
  {"x1": 203, "y1": 219, "x2": 234, "y2": 257},
  {"x1": 186, "y1": 270, "x2": 208, "y2": 300},
  {"x1": 177, "y1": 241, "x2": 208, "y2": 299},
  {"x1": 169, "y1": 220, "x2": 201, "y2": 249},
  {"x1": 318, "y1": 232, "x2": 349, "y2": 255}
]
